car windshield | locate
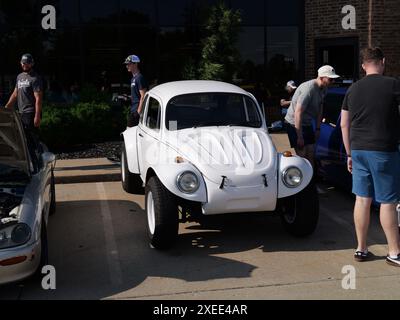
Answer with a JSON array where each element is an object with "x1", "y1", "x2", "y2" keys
[{"x1": 166, "y1": 93, "x2": 263, "y2": 131}]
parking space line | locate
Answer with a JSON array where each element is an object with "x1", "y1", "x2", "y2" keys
[{"x1": 96, "y1": 183, "x2": 123, "y2": 287}]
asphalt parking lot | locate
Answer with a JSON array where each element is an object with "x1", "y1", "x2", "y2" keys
[
  {"x1": 1, "y1": 134, "x2": 399, "y2": 300},
  {"x1": 0, "y1": 179, "x2": 399, "y2": 300}
]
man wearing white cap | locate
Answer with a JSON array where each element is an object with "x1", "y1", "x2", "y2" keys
[
  {"x1": 280, "y1": 80, "x2": 297, "y2": 117},
  {"x1": 285, "y1": 65, "x2": 340, "y2": 168}
]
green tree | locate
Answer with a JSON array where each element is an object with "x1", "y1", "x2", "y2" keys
[
  {"x1": 200, "y1": 3, "x2": 242, "y2": 82},
  {"x1": 183, "y1": 2, "x2": 242, "y2": 82}
]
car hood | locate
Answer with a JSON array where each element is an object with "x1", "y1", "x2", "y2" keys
[
  {"x1": 165, "y1": 127, "x2": 277, "y2": 186},
  {"x1": 0, "y1": 109, "x2": 30, "y2": 176}
]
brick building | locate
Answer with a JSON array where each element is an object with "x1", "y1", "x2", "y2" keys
[{"x1": 305, "y1": 0, "x2": 400, "y2": 80}]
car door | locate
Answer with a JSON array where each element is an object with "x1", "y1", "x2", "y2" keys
[
  {"x1": 315, "y1": 90, "x2": 351, "y2": 188},
  {"x1": 137, "y1": 95, "x2": 162, "y2": 181}
]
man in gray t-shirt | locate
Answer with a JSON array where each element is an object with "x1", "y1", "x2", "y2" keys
[
  {"x1": 5, "y1": 53, "x2": 43, "y2": 131},
  {"x1": 285, "y1": 65, "x2": 339, "y2": 168},
  {"x1": 5, "y1": 54, "x2": 43, "y2": 168}
]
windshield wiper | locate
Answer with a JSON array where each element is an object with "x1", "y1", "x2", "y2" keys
[
  {"x1": 192, "y1": 121, "x2": 225, "y2": 129},
  {"x1": 228, "y1": 121, "x2": 261, "y2": 128}
]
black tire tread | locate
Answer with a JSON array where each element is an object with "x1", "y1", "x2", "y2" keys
[
  {"x1": 281, "y1": 182, "x2": 319, "y2": 237},
  {"x1": 121, "y1": 144, "x2": 144, "y2": 195},
  {"x1": 146, "y1": 176, "x2": 178, "y2": 250}
]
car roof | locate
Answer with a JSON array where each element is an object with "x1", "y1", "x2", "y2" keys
[{"x1": 149, "y1": 81, "x2": 250, "y2": 104}]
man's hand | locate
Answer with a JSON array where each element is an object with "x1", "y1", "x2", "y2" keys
[
  {"x1": 347, "y1": 157, "x2": 353, "y2": 174},
  {"x1": 297, "y1": 136, "x2": 305, "y2": 149},
  {"x1": 34, "y1": 114, "x2": 41, "y2": 128}
]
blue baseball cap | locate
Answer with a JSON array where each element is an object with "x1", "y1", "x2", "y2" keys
[
  {"x1": 124, "y1": 55, "x2": 140, "y2": 64},
  {"x1": 21, "y1": 53, "x2": 34, "y2": 64}
]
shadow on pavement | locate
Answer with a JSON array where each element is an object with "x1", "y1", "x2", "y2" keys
[{"x1": 0, "y1": 184, "x2": 389, "y2": 300}]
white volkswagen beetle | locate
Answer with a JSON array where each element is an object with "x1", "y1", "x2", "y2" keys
[{"x1": 121, "y1": 81, "x2": 318, "y2": 249}]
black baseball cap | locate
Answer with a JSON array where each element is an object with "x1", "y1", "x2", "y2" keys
[{"x1": 21, "y1": 53, "x2": 34, "y2": 64}]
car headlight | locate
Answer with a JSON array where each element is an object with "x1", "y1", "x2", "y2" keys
[
  {"x1": 282, "y1": 167, "x2": 303, "y2": 188},
  {"x1": 177, "y1": 171, "x2": 200, "y2": 194},
  {"x1": 0, "y1": 223, "x2": 32, "y2": 249}
]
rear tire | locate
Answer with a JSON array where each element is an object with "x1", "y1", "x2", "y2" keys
[
  {"x1": 145, "y1": 176, "x2": 178, "y2": 250},
  {"x1": 280, "y1": 182, "x2": 319, "y2": 237},
  {"x1": 121, "y1": 144, "x2": 144, "y2": 194}
]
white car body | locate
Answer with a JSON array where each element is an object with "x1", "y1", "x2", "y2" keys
[
  {"x1": 122, "y1": 81, "x2": 317, "y2": 249},
  {"x1": 0, "y1": 109, "x2": 56, "y2": 285}
]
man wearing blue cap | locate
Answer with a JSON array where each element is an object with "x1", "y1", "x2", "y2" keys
[{"x1": 124, "y1": 55, "x2": 147, "y2": 127}]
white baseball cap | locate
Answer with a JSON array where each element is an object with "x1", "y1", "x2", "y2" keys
[
  {"x1": 318, "y1": 65, "x2": 340, "y2": 79},
  {"x1": 286, "y1": 80, "x2": 297, "y2": 89}
]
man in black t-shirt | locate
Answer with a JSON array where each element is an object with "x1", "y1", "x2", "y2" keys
[{"x1": 341, "y1": 47, "x2": 400, "y2": 267}]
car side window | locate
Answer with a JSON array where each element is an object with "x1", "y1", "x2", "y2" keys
[
  {"x1": 140, "y1": 95, "x2": 149, "y2": 125},
  {"x1": 323, "y1": 93, "x2": 344, "y2": 125},
  {"x1": 145, "y1": 97, "x2": 161, "y2": 131}
]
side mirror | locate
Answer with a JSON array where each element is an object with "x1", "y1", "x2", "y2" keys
[{"x1": 41, "y1": 152, "x2": 56, "y2": 164}]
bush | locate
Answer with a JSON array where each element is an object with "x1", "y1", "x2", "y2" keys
[{"x1": 40, "y1": 101, "x2": 127, "y2": 149}]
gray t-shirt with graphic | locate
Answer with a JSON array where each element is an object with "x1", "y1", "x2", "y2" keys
[
  {"x1": 15, "y1": 71, "x2": 43, "y2": 113},
  {"x1": 285, "y1": 79, "x2": 326, "y2": 126}
]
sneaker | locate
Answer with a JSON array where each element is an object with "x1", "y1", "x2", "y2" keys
[
  {"x1": 386, "y1": 254, "x2": 400, "y2": 267},
  {"x1": 354, "y1": 250, "x2": 371, "y2": 262}
]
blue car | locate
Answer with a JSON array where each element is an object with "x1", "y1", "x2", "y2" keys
[
  {"x1": 315, "y1": 87, "x2": 400, "y2": 219},
  {"x1": 315, "y1": 87, "x2": 351, "y2": 190}
]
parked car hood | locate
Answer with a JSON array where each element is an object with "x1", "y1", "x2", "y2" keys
[
  {"x1": 166, "y1": 127, "x2": 277, "y2": 186},
  {"x1": 0, "y1": 109, "x2": 31, "y2": 177}
]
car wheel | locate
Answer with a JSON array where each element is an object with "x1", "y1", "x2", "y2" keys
[
  {"x1": 49, "y1": 170, "x2": 56, "y2": 216},
  {"x1": 280, "y1": 182, "x2": 319, "y2": 237},
  {"x1": 121, "y1": 144, "x2": 144, "y2": 195},
  {"x1": 145, "y1": 176, "x2": 178, "y2": 250}
]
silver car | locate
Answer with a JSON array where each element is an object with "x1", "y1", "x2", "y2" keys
[{"x1": 0, "y1": 109, "x2": 56, "y2": 285}]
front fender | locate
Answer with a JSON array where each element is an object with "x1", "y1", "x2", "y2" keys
[
  {"x1": 122, "y1": 127, "x2": 140, "y2": 174},
  {"x1": 278, "y1": 154, "x2": 313, "y2": 199},
  {"x1": 148, "y1": 163, "x2": 208, "y2": 203}
]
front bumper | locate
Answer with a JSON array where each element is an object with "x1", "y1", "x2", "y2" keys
[
  {"x1": 201, "y1": 176, "x2": 278, "y2": 215},
  {"x1": 0, "y1": 240, "x2": 41, "y2": 286}
]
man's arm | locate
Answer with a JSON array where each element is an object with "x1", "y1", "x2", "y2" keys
[
  {"x1": 280, "y1": 99, "x2": 291, "y2": 108},
  {"x1": 294, "y1": 102, "x2": 305, "y2": 149},
  {"x1": 137, "y1": 89, "x2": 147, "y2": 114},
  {"x1": 340, "y1": 109, "x2": 352, "y2": 173},
  {"x1": 5, "y1": 88, "x2": 18, "y2": 109},
  {"x1": 33, "y1": 91, "x2": 43, "y2": 127}
]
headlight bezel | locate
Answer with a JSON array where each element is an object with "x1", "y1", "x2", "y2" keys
[
  {"x1": 0, "y1": 223, "x2": 32, "y2": 250},
  {"x1": 282, "y1": 166, "x2": 303, "y2": 188},
  {"x1": 176, "y1": 171, "x2": 200, "y2": 194}
]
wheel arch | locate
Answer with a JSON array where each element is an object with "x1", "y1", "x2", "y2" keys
[{"x1": 145, "y1": 164, "x2": 207, "y2": 203}]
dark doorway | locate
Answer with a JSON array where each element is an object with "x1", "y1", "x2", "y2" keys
[{"x1": 315, "y1": 37, "x2": 359, "y2": 81}]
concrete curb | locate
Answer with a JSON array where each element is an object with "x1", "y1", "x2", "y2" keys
[
  {"x1": 54, "y1": 158, "x2": 122, "y2": 185},
  {"x1": 55, "y1": 173, "x2": 121, "y2": 185}
]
